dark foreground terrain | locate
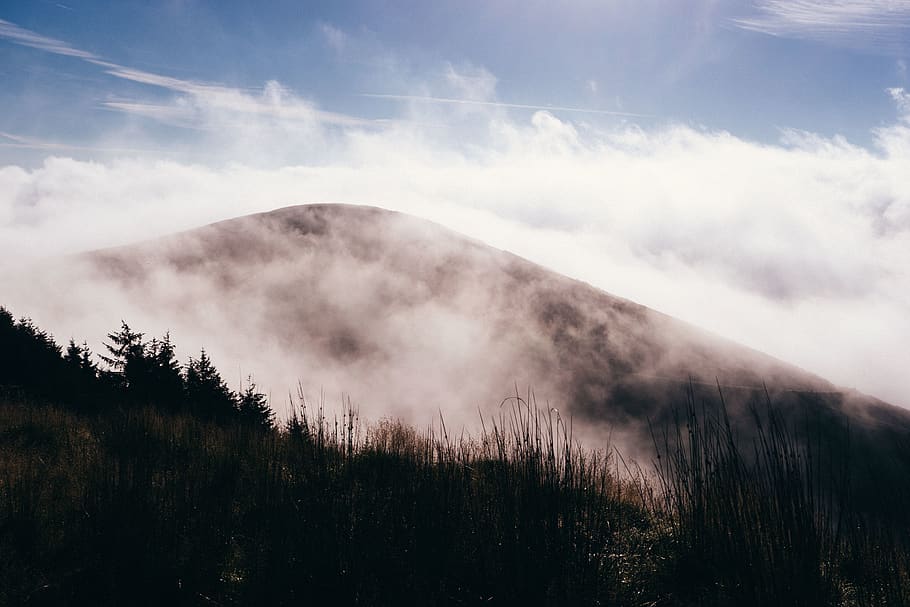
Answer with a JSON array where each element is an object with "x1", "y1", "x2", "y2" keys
[{"x1": 2, "y1": 309, "x2": 910, "y2": 606}]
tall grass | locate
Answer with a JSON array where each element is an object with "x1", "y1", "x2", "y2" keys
[
  {"x1": 650, "y1": 384, "x2": 910, "y2": 607},
  {"x1": 2, "y1": 387, "x2": 910, "y2": 605},
  {"x1": 0, "y1": 393, "x2": 655, "y2": 605}
]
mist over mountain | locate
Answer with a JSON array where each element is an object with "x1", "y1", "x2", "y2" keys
[{"x1": 3, "y1": 203, "x2": 905, "y2": 453}]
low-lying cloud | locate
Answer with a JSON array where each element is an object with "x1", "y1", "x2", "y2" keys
[
  {"x1": 2, "y1": 102, "x2": 909, "y2": 409},
  {"x1": 0, "y1": 16, "x2": 908, "y2": 410}
]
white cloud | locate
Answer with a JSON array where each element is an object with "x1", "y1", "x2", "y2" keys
[
  {"x1": 444, "y1": 63, "x2": 498, "y2": 101},
  {"x1": 0, "y1": 18, "x2": 99, "y2": 59},
  {"x1": 0, "y1": 19, "x2": 371, "y2": 132},
  {"x1": 2, "y1": 18, "x2": 910, "y2": 411},
  {"x1": 888, "y1": 86, "x2": 910, "y2": 114},
  {"x1": 102, "y1": 79, "x2": 379, "y2": 131},
  {"x1": 0, "y1": 130, "x2": 164, "y2": 154},
  {"x1": 733, "y1": 0, "x2": 910, "y2": 53},
  {"x1": 319, "y1": 22, "x2": 349, "y2": 54},
  {"x1": 2, "y1": 91, "x2": 910, "y2": 410},
  {"x1": 94, "y1": 65, "x2": 380, "y2": 130}
]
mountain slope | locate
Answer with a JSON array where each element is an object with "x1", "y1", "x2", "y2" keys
[{"x1": 4, "y1": 204, "x2": 906, "y2": 450}]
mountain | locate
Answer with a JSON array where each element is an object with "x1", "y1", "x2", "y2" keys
[{"x1": 4, "y1": 204, "x2": 907, "y2": 452}]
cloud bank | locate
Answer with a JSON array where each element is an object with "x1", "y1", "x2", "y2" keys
[
  {"x1": 0, "y1": 18, "x2": 909, "y2": 411},
  {"x1": 2, "y1": 100, "x2": 909, "y2": 408}
]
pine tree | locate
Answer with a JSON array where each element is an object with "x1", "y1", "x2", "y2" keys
[
  {"x1": 238, "y1": 377, "x2": 274, "y2": 430},
  {"x1": 64, "y1": 339, "x2": 82, "y2": 366},
  {"x1": 100, "y1": 322, "x2": 144, "y2": 382},
  {"x1": 62, "y1": 339, "x2": 102, "y2": 409},
  {"x1": 0, "y1": 309, "x2": 63, "y2": 396},
  {"x1": 100, "y1": 323, "x2": 186, "y2": 408},
  {"x1": 146, "y1": 332, "x2": 185, "y2": 410},
  {"x1": 64, "y1": 340, "x2": 96, "y2": 375},
  {"x1": 185, "y1": 348, "x2": 237, "y2": 422}
]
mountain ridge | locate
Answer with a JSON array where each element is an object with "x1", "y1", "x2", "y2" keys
[{"x1": 5, "y1": 203, "x2": 906, "y2": 450}]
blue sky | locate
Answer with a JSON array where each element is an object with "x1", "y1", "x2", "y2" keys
[
  {"x1": 1, "y1": 0, "x2": 909, "y2": 160},
  {"x1": 2, "y1": 1, "x2": 910, "y2": 408}
]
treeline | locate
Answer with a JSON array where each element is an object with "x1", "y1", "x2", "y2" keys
[{"x1": 0, "y1": 306, "x2": 273, "y2": 429}]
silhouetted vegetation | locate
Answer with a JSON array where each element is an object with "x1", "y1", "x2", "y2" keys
[
  {"x1": 0, "y1": 306, "x2": 269, "y2": 428},
  {"x1": 647, "y1": 386, "x2": 910, "y2": 606},
  {"x1": 0, "y1": 307, "x2": 103, "y2": 409},
  {"x1": 2, "y1": 306, "x2": 910, "y2": 605}
]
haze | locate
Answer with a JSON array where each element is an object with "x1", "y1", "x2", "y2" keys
[{"x1": 1, "y1": 1, "x2": 908, "y2": 410}]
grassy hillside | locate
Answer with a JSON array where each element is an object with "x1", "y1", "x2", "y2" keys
[
  {"x1": 0, "y1": 397, "x2": 645, "y2": 605},
  {"x1": 2, "y1": 308, "x2": 910, "y2": 605},
  {"x1": 3, "y1": 391, "x2": 910, "y2": 606}
]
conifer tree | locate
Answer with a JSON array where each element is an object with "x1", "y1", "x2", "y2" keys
[
  {"x1": 64, "y1": 339, "x2": 83, "y2": 367},
  {"x1": 64, "y1": 340, "x2": 96, "y2": 375},
  {"x1": 0, "y1": 307, "x2": 18, "y2": 387},
  {"x1": 185, "y1": 348, "x2": 237, "y2": 422},
  {"x1": 146, "y1": 332, "x2": 185, "y2": 410},
  {"x1": 238, "y1": 377, "x2": 274, "y2": 430},
  {"x1": 101, "y1": 322, "x2": 144, "y2": 380},
  {"x1": 2, "y1": 315, "x2": 63, "y2": 393},
  {"x1": 101, "y1": 323, "x2": 186, "y2": 408}
]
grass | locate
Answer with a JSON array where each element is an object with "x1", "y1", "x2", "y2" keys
[
  {"x1": 648, "y1": 385, "x2": 910, "y2": 607},
  {"x1": 2, "y1": 386, "x2": 910, "y2": 606},
  {"x1": 0, "y1": 392, "x2": 654, "y2": 605}
]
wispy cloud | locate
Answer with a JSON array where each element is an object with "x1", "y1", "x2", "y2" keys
[
  {"x1": 732, "y1": 1, "x2": 910, "y2": 53},
  {"x1": 0, "y1": 130, "x2": 161, "y2": 154},
  {"x1": 0, "y1": 19, "x2": 373, "y2": 130},
  {"x1": 101, "y1": 83, "x2": 378, "y2": 129},
  {"x1": 319, "y1": 22, "x2": 348, "y2": 54},
  {"x1": 0, "y1": 18, "x2": 98, "y2": 59},
  {"x1": 0, "y1": 18, "x2": 648, "y2": 136},
  {"x1": 360, "y1": 93, "x2": 650, "y2": 118},
  {"x1": 99, "y1": 101, "x2": 204, "y2": 129},
  {"x1": 888, "y1": 86, "x2": 910, "y2": 114}
]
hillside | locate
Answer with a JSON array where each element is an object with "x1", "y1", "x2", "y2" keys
[
  {"x1": 3, "y1": 204, "x2": 907, "y2": 452},
  {"x1": 3, "y1": 205, "x2": 910, "y2": 605}
]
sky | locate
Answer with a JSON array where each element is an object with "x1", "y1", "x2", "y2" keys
[{"x1": 1, "y1": 1, "x2": 910, "y2": 407}]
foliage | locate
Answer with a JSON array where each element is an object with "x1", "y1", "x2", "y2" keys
[
  {"x1": 3, "y1": 307, "x2": 910, "y2": 605},
  {"x1": 185, "y1": 348, "x2": 238, "y2": 423},
  {"x1": 0, "y1": 396, "x2": 655, "y2": 606},
  {"x1": 0, "y1": 307, "x2": 102, "y2": 409},
  {"x1": 0, "y1": 306, "x2": 268, "y2": 425},
  {"x1": 237, "y1": 377, "x2": 274, "y2": 429}
]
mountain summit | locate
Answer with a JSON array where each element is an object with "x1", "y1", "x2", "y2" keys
[{"x1": 5, "y1": 204, "x2": 905, "y2": 449}]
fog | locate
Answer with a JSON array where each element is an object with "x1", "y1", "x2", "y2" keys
[
  {"x1": 3, "y1": 89, "x2": 910, "y2": 413},
  {"x1": 2, "y1": 199, "x2": 880, "y2": 458}
]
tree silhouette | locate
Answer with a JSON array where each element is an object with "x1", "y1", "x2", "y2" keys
[
  {"x1": 64, "y1": 340, "x2": 96, "y2": 376},
  {"x1": 145, "y1": 333, "x2": 185, "y2": 411},
  {"x1": 185, "y1": 348, "x2": 237, "y2": 423},
  {"x1": 2, "y1": 307, "x2": 275, "y2": 430},
  {"x1": 63, "y1": 339, "x2": 103, "y2": 409},
  {"x1": 101, "y1": 323, "x2": 186, "y2": 408},
  {"x1": 0, "y1": 309, "x2": 65, "y2": 398},
  {"x1": 0, "y1": 307, "x2": 107, "y2": 409},
  {"x1": 100, "y1": 321, "x2": 145, "y2": 386},
  {"x1": 238, "y1": 377, "x2": 273, "y2": 429}
]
